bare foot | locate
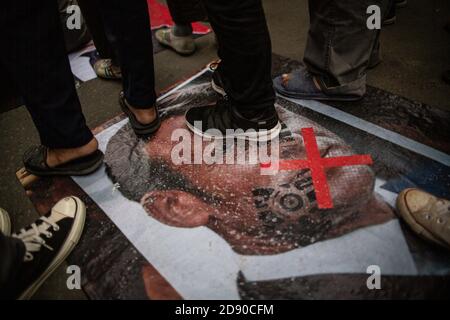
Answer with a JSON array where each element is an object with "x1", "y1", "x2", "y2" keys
[
  {"x1": 125, "y1": 99, "x2": 157, "y2": 125},
  {"x1": 46, "y1": 138, "x2": 99, "y2": 168},
  {"x1": 281, "y1": 73, "x2": 322, "y2": 91}
]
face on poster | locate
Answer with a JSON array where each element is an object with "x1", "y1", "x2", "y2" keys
[{"x1": 74, "y1": 68, "x2": 438, "y2": 299}]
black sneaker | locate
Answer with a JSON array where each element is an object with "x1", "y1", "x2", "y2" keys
[
  {"x1": 11, "y1": 196, "x2": 86, "y2": 299},
  {"x1": 211, "y1": 70, "x2": 226, "y2": 96},
  {"x1": 185, "y1": 98, "x2": 281, "y2": 142},
  {"x1": 209, "y1": 61, "x2": 226, "y2": 96}
]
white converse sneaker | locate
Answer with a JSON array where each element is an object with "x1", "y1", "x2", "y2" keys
[
  {"x1": 0, "y1": 207, "x2": 11, "y2": 236},
  {"x1": 12, "y1": 196, "x2": 86, "y2": 299},
  {"x1": 396, "y1": 188, "x2": 450, "y2": 249}
]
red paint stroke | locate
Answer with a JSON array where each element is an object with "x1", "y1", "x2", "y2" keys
[
  {"x1": 147, "y1": 0, "x2": 211, "y2": 35},
  {"x1": 262, "y1": 128, "x2": 373, "y2": 209}
]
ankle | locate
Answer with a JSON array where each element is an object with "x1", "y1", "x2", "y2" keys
[
  {"x1": 78, "y1": 138, "x2": 98, "y2": 155},
  {"x1": 173, "y1": 24, "x2": 193, "y2": 37},
  {"x1": 46, "y1": 138, "x2": 98, "y2": 168},
  {"x1": 125, "y1": 99, "x2": 157, "y2": 125}
]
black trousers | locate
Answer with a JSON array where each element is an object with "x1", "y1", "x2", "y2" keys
[
  {"x1": 0, "y1": 0, "x2": 156, "y2": 150},
  {"x1": 167, "y1": 0, "x2": 207, "y2": 25},
  {"x1": 78, "y1": 0, "x2": 208, "y2": 61},
  {"x1": 77, "y1": 0, "x2": 156, "y2": 109},
  {"x1": 0, "y1": 0, "x2": 93, "y2": 149},
  {"x1": 77, "y1": 0, "x2": 116, "y2": 61},
  {"x1": 203, "y1": 0, "x2": 276, "y2": 119},
  {"x1": 1, "y1": 0, "x2": 274, "y2": 147},
  {"x1": 97, "y1": 0, "x2": 157, "y2": 109},
  {"x1": 0, "y1": 232, "x2": 25, "y2": 299}
]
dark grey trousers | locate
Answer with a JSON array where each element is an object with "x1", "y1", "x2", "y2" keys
[{"x1": 304, "y1": 0, "x2": 388, "y2": 97}]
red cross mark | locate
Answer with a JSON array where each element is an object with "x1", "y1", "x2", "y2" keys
[{"x1": 261, "y1": 127, "x2": 373, "y2": 209}]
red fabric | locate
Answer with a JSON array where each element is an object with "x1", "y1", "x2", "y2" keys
[{"x1": 147, "y1": 0, "x2": 211, "y2": 35}]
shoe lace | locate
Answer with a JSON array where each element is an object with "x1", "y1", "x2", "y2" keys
[
  {"x1": 433, "y1": 199, "x2": 450, "y2": 214},
  {"x1": 424, "y1": 199, "x2": 450, "y2": 227},
  {"x1": 12, "y1": 217, "x2": 59, "y2": 262}
]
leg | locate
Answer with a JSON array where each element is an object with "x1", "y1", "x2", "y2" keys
[
  {"x1": 203, "y1": 0, "x2": 276, "y2": 119},
  {"x1": 0, "y1": 0, "x2": 101, "y2": 175},
  {"x1": 156, "y1": 0, "x2": 207, "y2": 55},
  {"x1": 58, "y1": 0, "x2": 91, "y2": 53},
  {"x1": 185, "y1": 0, "x2": 279, "y2": 141},
  {"x1": 77, "y1": 0, "x2": 116, "y2": 60},
  {"x1": 98, "y1": 0, "x2": 156, "y2": 109},
  {"x1": 97, "y1": 0, "x2": 159, "y2": 133},
  {"x1": 304, "y1": 0, "x2": 387, "y2": 96},
  {"x1": 77, "y1": 0, "x2": 122, "y2": 80},
  {"x1": 274, "y1": 0, "x2": 388, "y2": 101},
  {"x1": 167, "y1": 0, "x2": 207, "y2": 26},
  {"x1": 0, "y1": 0, "x2": 94, "y2": 149}
]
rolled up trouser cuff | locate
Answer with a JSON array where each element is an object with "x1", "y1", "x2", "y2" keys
[
  {"x1": 317, "y1": 74, "x2": 366, "y2": 98},
  {"x1": 124, "y1": 90, "x2": 157, "y2": 110}
]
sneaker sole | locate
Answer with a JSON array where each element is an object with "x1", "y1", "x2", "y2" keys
[
  {"x1": 18, "y1": 196, "x2": 86, "y2": 300},
  {"x1": 186, "y1": 119, "x2": 282, "y2": 143},
  {"x1": 211, "y1": 79, "x2": 226, "y2": 96},
  {"x1": 0, "y1": 208, "x2": 11, "y2": 236},
  {"x1": 396, "y1": 189, "x2": 449, "y2": 249},
  {"x1": 275, "y1": 87, "x2": 363, "y2": 102}
]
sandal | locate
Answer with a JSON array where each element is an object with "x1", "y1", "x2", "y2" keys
[
  {"x1": 23, "y1": 145, "x2": 104, "y2": 177},
  {"x1": 119, "y1": 92, "x2": 161, "y2": 136},
  {"x1": 273, "y1": 66, "x2": 363, "y2": 102}
]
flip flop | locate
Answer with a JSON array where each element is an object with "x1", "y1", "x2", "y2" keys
[
  {"x1": 119, "y1": 92, "x2": 161, "y2": 136},
  {"x1": 23, "y1": 145, "x2": 104, "y2": 177},
  {"x1": 273, "y1": 67, "x2": 362, "y2": 102}
]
